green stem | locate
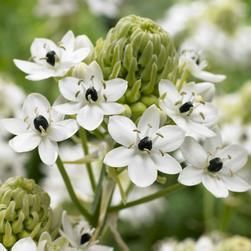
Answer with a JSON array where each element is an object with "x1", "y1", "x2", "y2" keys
[
  {"x1": 109, "y1": 183, "x2": 182, "y2": 212},
  {"x1": 79, "y1": 128, "x2": 96, "y2": 192},
  {"x1": 56, "y1": 157, "x2": 92, "y2": 222}
]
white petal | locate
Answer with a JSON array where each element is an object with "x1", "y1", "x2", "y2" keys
[
  {"x1": 25, "y1": 72, "x2": 54, "y2": 81},
  {"x1": 1, "y1": 118, "x2": 27, "y2": 135},
  {"x1": 38, "y1": 138, "x2": 58, "y2": 165},
  {"x1": 12, "y1": 238, "x2": 37, "y2": 251},
  {"x1": 138, "y1": 105, "x2": 160, "y2": 136},
  {"x1": 9, "y1": 133, "x2": 41, "y2": 152},
  {"x1": 178, "y1": 166, "x2": 203, "y2": 186},
  {"x1": 181, "y1": 137, "x2": 207, "y2": 168},
  {"x1": 59, "y1": 77, "x2": 82, "y2": 102},
  {"x1": 88, "y1": 245, "x2": 113, "y2": 251},
  {"x1": 103, "y1": 78, "x2": 128, "y2": 101},
  {"x1": 75, "y1": 35, "x2": 94, "y2": 51},
  {"x1": 217, "y1": 145, "x2": 248, "y2": 172},
  {"x1": 222, "y1": 175, "x2": 251, "y2": 192},
  {"x1": 23, "y1": 93, "x2": 51, "y2": 119},
  {"x1": 194, "y1": 82, "x2": 215, "y2": 102},
  {"x1": 14, "y1": 59, "x2": 47, "y2": 75},
  {"x1": 151, "y1": 152, "x2": 182, "y2": 174},
  {"x1": 61, "y1": 30, "x2": 75, "y2": 52},
  {"x1": 84, "y1": 61, "x2": 103, "y2": 84},
  {"x1": 100, "y1": 102, "x2": 124, "y2": 115},
  {"x1": 192, "y1": 69, "x2": 226, "y2": 83},
  {"x1": 48, "y1": 119, "x2": 79, "y2": 142},
  {"x1": 66, "y1": 48, "x2": 90, "y2": 64},
  {"x1": 203, "y1": 133, "x2": 223, "y2": 155},
  {"x1": 104, "y1": 147, "x2": 134, "y2": 167},
  {"x1": 77, "y1": 105, "x2": 104, "y2": 131},
  {"x1": 153, "y1": 125, "x2": 185, "y2": 152},
  {"x1": 54, "y1": 102, "x2": 81, "y2": 115},
  {"x1": 158, "y1": 79, "x2": 180, "y2": 102},
  {"x1": 108, "y1": 116, "x2": 137, "y2": 147},
  {"x1": 0, "y1": 244, "x2": 6, "y2": 251},
  {"x1": 202, "y1": 175, "x2": 229, "y2": 198},
  {"x1": 128, "y1": 154, "x2": 157, "y2": 187},
  {"x1": 188, "y1": 121, "x2": 216, "y2": 138}
]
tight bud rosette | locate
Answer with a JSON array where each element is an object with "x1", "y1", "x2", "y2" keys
[
  {"x1": 95, "y1": 15, "x2": 178, "y2": 118},
  {"x1": 0, "y1": 177, "x2": 52, "y2": 248}
]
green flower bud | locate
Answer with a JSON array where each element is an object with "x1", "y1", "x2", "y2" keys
[
  {"x1": 95, "y1": 15, "x2": 178, "y2": 119},
  {"x1": 0, "y1": 177, "x2": 52, "y2": 248},
  {"x1": 216, "y1": 236, "x2": 251, "y2": 251}
]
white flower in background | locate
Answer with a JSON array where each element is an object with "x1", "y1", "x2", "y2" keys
[
  {"x1": 35, "y1": 0, "x2": 78, "y2": 17},
  {"x1": 2, "y1": 93, "x2": 78, "y2": 165},
  {"x1": 55, "y1": 61, "x2": 127, "y2": 131},
  {"x1": 0, "y1": 237, "x2": 39, "y2": 251},
  {"x1": 86, "y1": 0, "x2": 122, "y2": 18},
  {"x1": 42, "y1": 143, "x2": 104, "y2": 207},
  {"x1": 60, "y1": 211, "x2": 113, "y2": 251},
  {"x1": 104, "y1": 105, "x2": 184, "y2": 187},
  {"x1": 178, "y1": 136, "x2": 250, "y2": 198},
  {"x1": 14, "y1": 31, "x2": 92, "y2": 81},
  {"x1": 179, "y1": 49, "x2": 226, "y2": 83},
  {"x1": 159, "y1": 80, "x2": 217, "y2": 138}
]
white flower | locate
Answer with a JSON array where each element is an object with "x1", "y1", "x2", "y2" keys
[
  {"x1": 104, "y1": 105, "x2": 184, "y2": 187},
  {"x1": 2, "y1": 93, "x2": 78, "y2": 165},
  {"x1": 179, "y1": 49, "x2": 226, "y2": 83},
  {"x1": 159, "y1": 80, "x2": 217, "y2": 138},
  {"x1": 86, "y1": 0, "x2": 122, "y2": 18},
  {"x1": 55, "y1": 61, "x2": 127, "y2": 131},
  {"x1": 14, "y1": 31, "x2": 92, "y2": 81},
  {"x1": 60, "y1": 212, "x2": 113, "y2": 251},
  {"x1": 178, "y1": 136, "x2": 250, "y2": 198},
  {"x1": 0, "y1": 237, "x2": 38, "y2": 251}
]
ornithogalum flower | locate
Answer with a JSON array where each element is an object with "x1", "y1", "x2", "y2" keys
[
  {"x1": 179, "y1": 49, "x2": 226, "y2": 83},
  {"x1": 55, "y1": 61, "x2": 127, "y2": 131},
  {"x1": 2, "y1": 93, "x2": 78, "y2": 165},
  {"x1": 178, "y1": 136, "x2": 250, "y2": 198},
  {"x1": 159, "y1": 80, "x2": 217, "y2": 137},
  {"x1": 14, "y1": 31, "x2": 92, "y2": 81},
  {"x1": 104, "y1": 105, "x2": 185, "y2": 187}
]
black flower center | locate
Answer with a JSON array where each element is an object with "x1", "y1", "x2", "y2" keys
[
  {"x1": 179, "y1": 101, "x2": 193, "y2": 113},
  {"x1": 33, "y1": 115, "x2": 49, "y2": 133},
  {"x1": 208, "y1": 157, "x2": 223, "y2": 172},
  {"x1": 138, "y1": 137, "x2": 152, "y2": 151},
  {"x1": 85, "y1": 87, "x2": 98, "y2": 102},
  {"x1": 80, "y1": 233, "x2": 91, "y2": 245},
  {"x1": 46, "y1": 50, "x2": 56, "y2": 66}
]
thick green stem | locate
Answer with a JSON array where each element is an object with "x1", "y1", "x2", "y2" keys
[
  {"x1": 56, "y1": 157, "x2": 92, "y2": 222},
  {"x1": 79, "y1": 128, "x2": 96, "y2": 192},
  {"x1": 109, "y1": 183, "x2": 183, "y2": 212}
]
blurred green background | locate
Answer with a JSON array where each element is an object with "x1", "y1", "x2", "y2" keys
[{"x1": 1, "y1": 0, "x2": 251, "y2": 250}]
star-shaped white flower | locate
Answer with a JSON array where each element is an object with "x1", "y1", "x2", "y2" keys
[
  {"x1": 178, "y1": 136, "x2": 250, "y2": 198},
  {"x1": 179, "y1": 49, "x2": 226, "y2": 83},
  {"x1": 14, "y1": 31, "x2": 92, "y2": 81},
  {"x1": 55, "y1": 61, "x2": 128, "y2": 131},
  {"x1": 104, "y1": 105, "x2": 185, "y2": 187},
  {"x1": 0, "y1": 238, "x2": 38, "y2": 251},
  {"x1": 60, "y1": 211, "x2": 113, "y2": 251},
  {"x1": 159, "y1": 80, "x2": 218, "y2": 138},
  {"x1": 2, "y1": 93, "x2": 78, "y2": 165}
]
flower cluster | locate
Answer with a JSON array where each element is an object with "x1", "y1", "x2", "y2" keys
[{"x1": 1, "y1": 12, "x2": 251, "y2": 250}]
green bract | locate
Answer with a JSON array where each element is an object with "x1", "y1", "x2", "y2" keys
[
  {"x1": 95, "y1": 15, "x2": 178, "y2": 118},
  {"x1": 0, "y1": 177, "x2": 52, "y2": 248}
]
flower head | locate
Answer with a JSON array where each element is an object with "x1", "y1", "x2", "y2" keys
[
  {"x1": 104, "y1": 105, "x2": 184, "y2": 187},
  {"x1": 179, "y1": 49, "x2": 226, "y2": 83},
  {"x1": 0, "y1": 177, "x2": 52, "y2": 248},
  {"x1": 55, "y1": 61, "x2": 127, "y2": 131},
  {"x1": 159, "y1": 80, "x2": 217, "y2": 138},
  {"x1": 2, "y1": 93, "x2": 78, "y2": 165},
  {"x1": 95, "y1": 15, "x2": 178, "y2": 118},
  {"x1": 14, "y1": 31, "x2": 92, "y2": 81},
  {"x1": 178, "y1": 136, "x2": 250, "y2": 198}
]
